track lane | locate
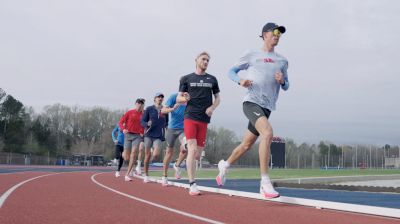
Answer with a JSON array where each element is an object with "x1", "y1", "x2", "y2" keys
[
  {"x1": 0, "y1": 171, "x2": 206, "y2": 224},
  {"x1": 0, "y1": 172, "x2": 51, "y2": 195},
  {"x1": 1, "y1": 171, "x2": 398, "y2": 224}
]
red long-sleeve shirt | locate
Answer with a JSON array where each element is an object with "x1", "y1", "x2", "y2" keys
[{"x1": 119, "y1": 109, "x2": 144, "y2": 134}]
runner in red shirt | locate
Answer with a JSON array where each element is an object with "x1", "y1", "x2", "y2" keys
[{"x1": 119, "y1": 98, "x2": 145, "y2": 182}]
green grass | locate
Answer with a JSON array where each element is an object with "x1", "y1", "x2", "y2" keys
[{"x1": 150, "y1": 168, "x2": 400, "y2": 179}]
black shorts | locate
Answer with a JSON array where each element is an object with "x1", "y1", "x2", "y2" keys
[
  {"x1": 242, "y1": 101, "x2": 271, "y2": 136},
  {"x1": 115, "y1": 144, "x2": 123, "y2": 152}
]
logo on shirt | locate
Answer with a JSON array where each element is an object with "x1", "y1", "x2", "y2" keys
[
  {"x1": 189, "y1": 82, "x2": 212, "y2": 88},
  {"x1": 256, "y1": 58, "x2": 275, "y2": 63},
  {"x1": 253, "y1": 112, "x2": 261, "y2": 116}
]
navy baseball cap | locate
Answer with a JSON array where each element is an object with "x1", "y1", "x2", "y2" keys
[
  {"x1": 154, "y1": 92, "x2": 164, "y2": 98},
  {"x1": 260, "y1": 22, "x2": 286, "y2": 37},
  {"x1": 136, "y1": 98, "x2": 145, "y2": 104}
]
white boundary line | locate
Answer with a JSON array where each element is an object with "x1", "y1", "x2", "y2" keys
[
  {"x1": 0, "y1": 173, "x2": 59, "y2": 208},
  {"x1": 91, "y1": 173, "x2": 224, "y2": 224},
  {"x1": 138, "y1": 175, "x2": 400, "y2": 219},
  {"x1": 276, "y1": 174, "x2": 400, "y2": 182}
]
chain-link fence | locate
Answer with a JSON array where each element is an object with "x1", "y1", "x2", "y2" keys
[{"x1": 0, "y1": 152, "x2": 57, "y2": 165}]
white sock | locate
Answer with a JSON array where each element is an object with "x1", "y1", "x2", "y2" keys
[
  {"x1": 137, "y1": 160, "x2": 141, "y2": 166},
  {"x1": 225, "y1": 161, "x2": 230, "y2": 168},
  {"x1": 261, "y1": 175, "x2": 271, "y2": 183}
]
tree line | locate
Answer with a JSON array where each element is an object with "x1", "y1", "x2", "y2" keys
[{"x1": 1, "y1": 87, "x2": 399, "y2": 167}]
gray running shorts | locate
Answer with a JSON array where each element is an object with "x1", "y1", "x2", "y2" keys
[
  {"x1": 243, "y1": 101, "x2": 271, "y2": 136},
  {"x1": 124, "y1": 133, "x2": 143, "y2": 150},
  {"x1": 144, "y1": 137, "x2": 162, "y2": 149},
  {"x1": 165, "y1": 129, "x2": 185, "y2": 148}
]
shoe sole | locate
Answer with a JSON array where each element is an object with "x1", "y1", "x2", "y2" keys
[
  {"x1": 260, "y1": 189, "x2": 280, "y2": 199},
  {"x1": 189, "y1": 192, "x2": 201, "y2": 196}
]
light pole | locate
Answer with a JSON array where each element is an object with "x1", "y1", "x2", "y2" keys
[
  {"x1": 355, "y1": 144, "x2": 358, "y2": 168},
  {"x1": 328, "y1": 143, "x2": 331, "y2": 168}
]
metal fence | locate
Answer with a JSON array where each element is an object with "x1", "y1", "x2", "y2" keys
[{"x1": 0, "y1": 152, "x2": 57, "y2": 165}]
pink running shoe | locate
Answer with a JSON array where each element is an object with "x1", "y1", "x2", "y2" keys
[
  {"x1": 260, "y1": 181, "x2": 280, "y2": 199},
  {"x1": 216, "y1": 160, "x2": 227, "y2": 186},
  {"x1": 189, "y1": 183, "x2": 201, "y2": 196}
]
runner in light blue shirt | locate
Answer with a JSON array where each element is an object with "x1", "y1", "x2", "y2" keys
[
  {"x1": 160, "y1": 93, "x2": 188, "y2": 186},
  {"x1": 217, "y1": 22, "x2": 290, "y2": 199}
]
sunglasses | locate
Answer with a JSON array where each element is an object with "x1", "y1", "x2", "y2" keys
[{"x1": 272, "y1": 29, "x2": 281, "y2": 37}]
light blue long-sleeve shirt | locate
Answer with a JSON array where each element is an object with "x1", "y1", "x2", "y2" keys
[
  {"x1": 228, "y1": 49, "x2": 289, "y2": 111},
  {"x1": 111, "y1": 125, "x2": 124, "y2": 146}
]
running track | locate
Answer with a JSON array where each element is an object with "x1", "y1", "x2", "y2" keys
[{"x1": 0, "y1": 169, "x2": 399, "y2": 224}]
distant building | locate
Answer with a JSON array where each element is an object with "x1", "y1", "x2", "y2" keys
[
  {"x1": 270, "y1": 137, "x2": 285, "y2": 168},
  {"x1": 385, "y1": 157, "x2": 400, "y2": 168}
]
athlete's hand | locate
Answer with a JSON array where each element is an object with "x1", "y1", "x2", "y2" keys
[
  {"x1": 183, "y1": 92, "x2": 191, "y2": 102},
  {"x1": 239, "y1": 79, "x2": 253, "y2": 87},
  {"x1": 205, "y1": 106, "x2": 214, "y2": 117},
  {"x1": 114, "y1": 140, "x2": 118, "y2": 145},
  {"x1": 275, "y1": 71, "x2": 285, "y2": 84},
  {"x1": 147, "y1": 120, "x2": 152, "y2": 127},
  {"x1": 173, "y1": 103, "x2": 180, "y2": 110},
  {"x1": 123, "y1": 129, "x2": 128, "y2": 134}
]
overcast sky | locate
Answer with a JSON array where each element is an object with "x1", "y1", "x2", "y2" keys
[{"x1": 1, "y1": 0, "x2": 399, "y2": 145}]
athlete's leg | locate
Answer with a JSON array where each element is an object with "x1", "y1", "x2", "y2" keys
[
  {"x1": 137, "y1": 141, "x2": 144, "y2": 165},
  {"x1": 163, "y1": 147, "x2": 174, "y2": 177},
  {"x1": 117, "y1": 146, "x2": 124, "y2": 171},
  {"x1": 186, "y1": 138, "x2": 197, "y2": 183},
  {"x1": 126, "y1": 144, "x2": 138, "y2": 176},
  {"x1": 143, "y1": 137, "x2": 152, "y2": 177},
  {"x1": 254, "y1": 116, "x2": 273, "y2": 175},
  {"x1": 176, "y1": 148, "x2": 187, "y2": 166},
  {"x1": 151, "y1": 139, "x2": 161, "y2": 162},
  {"x1": 226, "y1": 130, "x2": 258, "y2": 165}
]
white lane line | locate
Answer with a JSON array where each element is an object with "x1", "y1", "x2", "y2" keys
[
  {"x1": 162, "y1": 179, "x2": 400, "y2": 219},
  {"x1": 91, "y1": 173, "x2": 224, "y2": 224},
  {"x1": 0, "y1": 173, "x2": 59, "y2": 208}
]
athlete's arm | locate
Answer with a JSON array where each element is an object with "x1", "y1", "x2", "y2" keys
[
  {"x1": 281, "y1": 76, "x2": 289, "y2": 90},
  {"x1": 161, "y1": 104, "x2": 179, "y2": 114},
  {"x1": 118, "y1": 113, "x2": 128, "y2": 134},
  {"x1": 176, "y1": 92, "x2": 190, "y2": 104},
  {"x1": 162, "y1": 94, "x2": 179, "y2": 114},
  {"x1": 281, "y1": 61, "x2": 289, "y2": 91},
  {"x1": 228, "y1": 66, "x2": 253, "y2": 87},
  {"x1": 141, "y1": 108, "x2": 150, "y2": 128},
  {"x1": 111, "y1": 126, "x2": 118, "y2": 142},
  {"x1": 205, "y1": 93, "x2": 220, "y2": 117}
]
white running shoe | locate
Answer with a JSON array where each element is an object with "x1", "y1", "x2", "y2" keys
[
  {"x1": 173, "y1": 163, "x2": 182, "y2": 179},
  {"x1": 161, "y1": 176, "x2": 168, "y2": 187},
  {"x1": 124, "y1": 176, "x2": 132, "y2": 182},
  {"x1": 135, "y1": 165, "x2": 142, "y2": 176},
  {"x1": 189, "y1": 183, "x2": 201, "y2": 196},
  {"x1": 115, "y1": 171, "x2": 120, "y2": 178},
  {"x1": 143, "y1": 176, "x2": 150, "y2": 183},
  {"x1": 260, "y1": 181, "x2": 280, "y2": 199},
  {"x1": 216, "y1": 160, "x2": 227, "y2": 186}
]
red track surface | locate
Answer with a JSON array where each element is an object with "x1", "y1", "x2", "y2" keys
[{"x1": 0, "y1": 172, "x2": 398, "y2": 224}]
